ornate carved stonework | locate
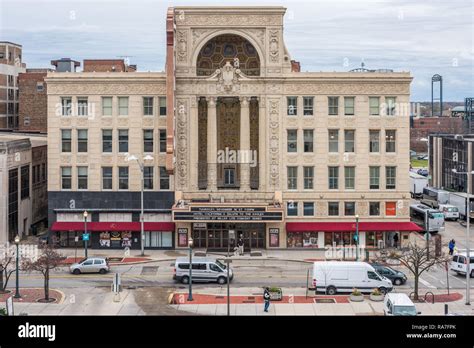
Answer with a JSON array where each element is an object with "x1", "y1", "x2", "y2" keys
[
  {"x1": 316, "y1": 201, "x2": 327, "y2": 217},
  {"x1": 179, "y1": 14, "x2": 281, "y2": 27},
  {"x1": 48, "y1": 83, "x2": 166, "y2": 95},
  {"x1": 176, "y1": 99, "x2": 189, "y2": 189},
  {"x1": 143, "y1": 118, "x2": 154, "y2": 127},
  {"x1": 269, "y1": 30, "x2": 279, "y2": 63},
  {"x1": 328, "y1": 155, "x2": 339, "y2": 164},
  {"x1": 246, "y1": 28, "x2": 265, "y2": 47},
  {"x1": 101, "y1": 156, "x2": 113, "y2": 164},
  {"x1": 285, "y1": 83, "x2": 410, "y2": 95},
  {"x1": 177, "y1": 30, "x2": 188, "y2": 62},
  {"x1": 268, "y1": 99, "x2": 280, "y2": 188},
  {"x1": 357, "y1": 201, "x2": 368, "y2": 216},
  {"x1": 77, "y1": 155, "x2": 87, "y2": 164},
  {"x1": 208, "y1": 61, "x2": 249, "y2": 93},
  {"x1": 327, "y1": 118, "x2": 340, "y2": 128},
  {"x1": 192, "y1": 29, "x2": 214, "y2": 46},
  {"x1": 60, "y1": 155, "x2": 71, "y2": 164},
  {"x1": 117, "y1": 118, "x2": 128, "y2": 127}
]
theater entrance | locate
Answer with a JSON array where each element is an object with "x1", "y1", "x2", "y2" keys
[{"x1": 192, "y1": 223, "x2": 266, "y2": 251}]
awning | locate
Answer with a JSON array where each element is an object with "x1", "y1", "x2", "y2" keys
[
  {"x1": 286, "y1": 221, "x2": 423, "y2": 233},
  {"x1": 51, "y1": 222, "x2": 175, "y2": 232}
]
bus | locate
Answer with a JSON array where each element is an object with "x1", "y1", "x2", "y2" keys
[
  {"x1": 420, "y1": 187, "x2": 450, "y2": 209},
  {"x1": 410, "y1": 204, "x2": 445, "y2": 233}
]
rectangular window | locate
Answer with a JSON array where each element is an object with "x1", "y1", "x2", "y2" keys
[
  {"x1": 344, "y1": 166, "x2": 355, "y2": 189},
  {"x1": 41, "y1": 163, "x2": 46, "y2": 182},
  {"x1": 61, "y1": 97, "x2": 72, "y2": 116},
  {"x1": 102, "y1": 97, "x2": 112, "y2": 116},
  {"x1": 328, "y1": 166, "x2": 339, "y2": 189},
  {"x1": 304, "y1": 166, "x2": 314, "y2": 189},
  {"x1": 386, "y1": 97, "x2": 396, "y2": 116},
  {"x1": 20, "y1": 165, "x2": 29, "y2": 200},
  {"x1": 77, "y1": 167, "x2": 88, "y2": 190},
  {"x1": 159, "y1": 97, "x2": 167, "y2": 116},
  {"x1": 118, "y1": 130, "x2": 129, "y2": 153},
  {"x1": 287, "y1": 166, "x2": 298, "y2": 190},
  {"x1": 143, "y1": 130, "x2": 154, "y2": 153},
  {"x1": 369, "y1": 202, "x2": 380, "y2": 216},
  {"x1": 77, "y1": 129, "x2": 88, "y2": 153},
  {"x1": 303, "y1": 97, "x2": 314, "y2": 116},
  {"x1": 102, "y1": 129, "x2": 113, "y2": 153},
  {"x1": 61, "y1": 167, "x2": 72, "y2": 190},
  {"x1": 61, "y1": 129, "x2": 72, "y2": 152},
  {"x1": 143, "y1": 97, "x2": 154, "y2": 116},
  {"x1": 102, "y1": 167, "x2": 113, "y2": 190},
  {"x1": 287, "y1": 96, "x2": 297, "y2": 116},
  {"x1": 287, "y1": 129, "x2": 297, "y2": 152},
  {"x1": 287, "y1": 201, "x2": 298, "y2": 216},
  {"x1": 344, "y1": 202, "x2": 356, "y2": 216},
  {"x1": 159, "y1": 129, "x2": 167, "y2": 153},
  {"x1": 304, "y1": 130, "x2": 314, "y2": 152},
  {"x1": 159, "y1": 166, "x2": 170, "y2": 189},
  {"x1": 119, "y1": 167, "x2": 129, "y2": 190},
  {"x1": 369, "y1": 130, "x2": 380, "y2": 152},
  {"x1": 118, "y1": 97, "x2": 129, "y2": 116},
  {"x1": 344, "y1": 130, "x2": 355, "y2": 152},
  {"x1": 369, "y1": 97, "x2": 380, "y2": 115},
  {"x1": 144, "y1": 166, "x2": 154, "y2": 190},
  {"x1": 224, "y1": 167, "x2": 236, "y2": 186},
  {"x1": 328, "y1": 202, "x2": 339, "y2": 216},
  {"x1": 370, "y1": 166, "x2": 380, "y2": 189},
  {"x1": 328, "y1": 96, "x2": 339, "y2": 115},
  {"x1": 386, "y1": 166, "x2": 396, "y2": 189},
  {"x1": 303, "y1": 202, "x2": 314, "y2": 216},
  {"x1": 386, "y1": 202, "x2": 397, "y2": 216},
  {"x1": 77, "y1": 97, "x2": 88, "y2": 116},
  {"x1": 386, "y1": 130, "x2": 396, "y2": 153},
  {"x1": 328, "y1": 129, "x2": 339, "y2": 152},
  {"x1": 344, "y1": 97, "x2": 355, "y2": 115}
]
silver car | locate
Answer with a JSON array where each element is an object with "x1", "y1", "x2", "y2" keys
[
  {"x1": 173, "y1": 257, "x2": 233, "y2": 284},
  {"x1": 70, "y1": 257, "x2": 110, "y2": 275}
]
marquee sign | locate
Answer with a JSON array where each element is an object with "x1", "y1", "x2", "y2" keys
[{"x1": 173, "y1": 206, "x2": 283, "y2": 222}]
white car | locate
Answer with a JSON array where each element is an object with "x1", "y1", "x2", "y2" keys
[
  {"x1": 438, "y1": 204, "x2": 460, "y2": 221},
  {"x1": 384, "y1": 293, "x2": 420, "y2": 316}
]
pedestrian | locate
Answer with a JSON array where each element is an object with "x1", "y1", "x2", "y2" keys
[
  {"x1": 263, "y1": 287, "x2": 271, "y2": 312},
  {"x1": 393, "y1": 233, "x2": 399, "y2": 249},
  {"x1": 448, "y1": 239, "x2": 455, "y2": 255},
  {"x1": 238, "y1": 236, "x2": 244, "y2": 256}
]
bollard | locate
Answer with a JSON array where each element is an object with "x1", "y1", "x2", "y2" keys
[{"x1": 444, "y1": 304, "x2": 448, "y2": 315}]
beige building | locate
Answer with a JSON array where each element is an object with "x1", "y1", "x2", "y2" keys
[{"x1": 47, "y1": 6, "x2": 420, "y2": 251}]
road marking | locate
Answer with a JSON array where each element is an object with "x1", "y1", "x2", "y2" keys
[{"x1": 418, "y1": 278, "x2": 436, "y2": 289}]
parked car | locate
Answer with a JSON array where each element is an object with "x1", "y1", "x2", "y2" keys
[
  {"x1": 450, "y1": 252, "x2": 474, "y2": 277},
  {"x1": 370, "y1": 263, "x2": 407, "y2": 285},
  {"x1": 70, "y1": 257, "x2": 110, "y2": 275},
  {"x1": 312, "y1": 261, "x2": 393, "y2": 295},
  {"x1": 383, "y1": 293, "x2": 420, "y2": 316},
  {"x1": 417, "y1": 168, "x2": 429, "y2": 177},
  {"x1": 173, "y1": 257, "x2": 233, "y2": 284},
  {"x1": 417, "y1": 154, "x2": 428, "y2": 160},
  {"x1": 438, "y1": 204, "x2": 460, "y2": 221}
]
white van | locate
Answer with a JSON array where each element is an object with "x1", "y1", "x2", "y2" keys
[
  {"x1": 383, "y1": 293, "x2": 420, "y2": 316},
  {"x1": 438, "y1": 204, "x2": 460, "y2": 221},
  {"x1": 312, "y1": 261, "x2": 393, "y2": 295},
  {"x1": 450, "y1": 252, "x2": 474, "y2": 277},
  {"x1": 173, "y1": 257, "x2": 233, "y2": 284}
]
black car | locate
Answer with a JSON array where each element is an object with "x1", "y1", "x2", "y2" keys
[{"x1": 371, "y1": 264, "x2": 407, "y2": 286}]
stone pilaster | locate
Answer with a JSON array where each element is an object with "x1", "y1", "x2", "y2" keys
[
  {"x1": 240, "y1": 96, "x2": 250, "y2": 191},
  {"x1": 207, "y1": 97, "x2": 217, "y2": 191}
]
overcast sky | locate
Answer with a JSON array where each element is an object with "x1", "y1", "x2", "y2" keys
[{"x1": 1, "y1": 0, "x2": 472, "y2": 101}]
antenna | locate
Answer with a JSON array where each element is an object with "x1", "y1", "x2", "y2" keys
[{"x1": 117, "y1": 55, "x2": 134, "y2": 66}]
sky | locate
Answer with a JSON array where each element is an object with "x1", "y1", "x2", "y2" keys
[{"x1": 0, "y1": 0, "x2": 472, "y2": 101}]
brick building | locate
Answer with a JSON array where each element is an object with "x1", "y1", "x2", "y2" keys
[
  {"x1": 83, "y1": 59, "x2": 137, "y2": 72},
  {"x1": 18, "y1": 69, "x2": 52, "y2": 133},
  {"x1": 410, "y1": 116, "x2": 464, "y2": 153}
]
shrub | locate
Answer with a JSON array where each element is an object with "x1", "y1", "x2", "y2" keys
[
  {"x1": 351, "y1": 288, "x2": 362, "y2": 296},
  {"x1": 371, "y1": 288, "x2": 382, "y2": 296}
]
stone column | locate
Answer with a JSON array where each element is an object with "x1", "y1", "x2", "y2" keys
[
  {"x1": 207, "y1": 97, "x2": 217, "y2": 191},
  {"x1": 189, "y1": 96, "x2": 199, "y2": 191},
  {"x1": 258, "y1": 96, "x2": 266, "y2": 190},
  {"x1": 240, "y1": 96, "x2": 250, "y2": 191}
]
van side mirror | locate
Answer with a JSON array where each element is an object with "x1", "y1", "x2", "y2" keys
[{"x1": 418, "y1": 311, "x2": 422, "y2": 315}]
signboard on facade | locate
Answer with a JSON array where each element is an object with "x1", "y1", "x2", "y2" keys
[
  {"x1": 178, "y1": 228, "x2": 188, "y2": 247},
  {"x1": 174, "y1": 207, "x2": 283, "y2": 222}
]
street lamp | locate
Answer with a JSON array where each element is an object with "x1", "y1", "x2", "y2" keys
[
  {"x1": 452, "y1": 168, "x2": 473, "y2": 305},
  {"x1": 188, "y1": 237, "x2": 193, "y2": 301},
  {"x1": 14, "y1": 235, "x2": 21, "y2": 298},
  {"x1": 83, "y1": 211, "x2": 88, "y2": 258},
  {"x1": 125, "y1": 154, "x2": 154, "y2": 257},
  {"x1": 355, "y1": 215, "x2": 359, "y2": 261}
]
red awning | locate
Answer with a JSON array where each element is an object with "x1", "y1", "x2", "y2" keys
[
  {"x1": 286, "y1": 221, "x2": 422, "y2": 233},
  {"x1": 51, "y1": 222, "x2": 175, "y2": 232}
]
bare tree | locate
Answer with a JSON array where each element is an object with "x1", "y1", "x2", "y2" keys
[
  {"x1": 377, "y1": 243, "x2": 450, "y2": 301},
  {"x1": 0, "y1": 255, "x2": 15, "y2": 293},
  {"x1": 22, "y1": 245, "x2": 65, "y2": 302}
]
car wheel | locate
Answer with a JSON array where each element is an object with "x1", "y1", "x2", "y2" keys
[
  {"x1": 326, "y1": 286, "x2": 337, "y2": 295},
  {"x1": 73, "y1": 269, "x2": 81, "y2": 275},
  {"x1": 378, "y1": 287, "x2": 388, "y2": 294},
  {"x1": 181, "y1": 276, "x2": 190, "y2": 284},
  {"x1": 217, "y1": 276, "x2": 227, "y2": 285},
  {"x1": 99, "y1": 268, "x2": 107, "y2": 274},
  {"x1": 394, "y1": 278, "x2": 403, "y2": 286}
]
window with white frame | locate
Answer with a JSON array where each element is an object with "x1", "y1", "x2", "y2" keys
[
  {"x1": 304, "y1": 166, "x2": 314, "y2": 189},
  {"x1": 287, "y1": 96, "x2": 297, "y2": 116},
  {"x1": 143, "y1": 97, "x2": 154, "y2": 116},
  {"x1": 328, "y1": 96, "x2": 339, "y2": 115},
  {"x1": 344, "y1": 97, "x2": 355, "y2": 115},
  {"x1": 328, "y1": 129, "x2": 339, "y2": 152},
  {"x1": 386, "y1": 166, "x2": 396, "y2": 189},
  {"x1": 369, "y1": 97, "x2": 380, "y2": 115},
  {"x1": 102, "y1": 97, "x2": 112, "y2": 116},
  {"x1": 118, "y1": 97, "x2": 129, "y2": 116},
  {"x1": 77, "y1": 129, "x2": 88, "y2": 153},
  {"x1": 345, "y1": 166, "x2": 355, "y2": 189},
  {"x1": 304, "y1": 130, "x2": 314, "y2": 152},
  {"x1": 287, "y1": 166, "x2": 298, "y2": 190},
  {"x1": 303, "y1": 97, "x2": 314, "y2": 116},
  {"x1": 61, "y1": 167, "x2": 72, "y2": 189},
  {"x1": 77, "y1": 97, "x2": 88, "y2": 116},
  {"x1": 77, "y1": 166, "x2": 88, "y2": 190},
  {"x1": 287, "y1": 129, "x2": 297, "y2": 152}
]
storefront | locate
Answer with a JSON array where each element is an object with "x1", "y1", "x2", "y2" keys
[
  {"x1": 50, "y1": 222, "x2": 175, "y2": 249},
  {"x1": 285, "y1": 221, "x2": 422, "y2": 249}
]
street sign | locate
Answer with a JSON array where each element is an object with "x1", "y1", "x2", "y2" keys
[
  {"x1": 82, "y1": 233, "x2": 90, "y2": 241},
  {"x1": 74, "y1": 236, "x2": 79, "y2": 242},
  {"x1": 6, "y1": 296, "x2": 13, "y2": 316},
  {"x1": 424, "y1": 233, "x2": 431, "y2": 240}
]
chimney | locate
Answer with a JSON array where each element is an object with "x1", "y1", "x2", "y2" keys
[{"x1": 291, "y1": 60, "x2": 301, "y2": 72}]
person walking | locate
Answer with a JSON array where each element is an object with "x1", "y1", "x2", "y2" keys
[
  {"x1": 393, "y1": 233, "x2": 399, "y2": 249},
  {"x1": 263, "y1": 287, "x2": 271, "y2": 312},
  {"x1": 449, "y1": 239, "x2": 456, "y2": 255},
  {"x1": 237, "y1": 236, "x2": 244, "y2": 256}
]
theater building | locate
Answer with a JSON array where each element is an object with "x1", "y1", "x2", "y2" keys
[{"x1": 47, "y1": 6, "x2": 420, "y2": 250}]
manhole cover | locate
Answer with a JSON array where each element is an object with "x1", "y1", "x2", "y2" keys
[{"x1": 315, "y1": 298, "x2": 336, "y2": 303}]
